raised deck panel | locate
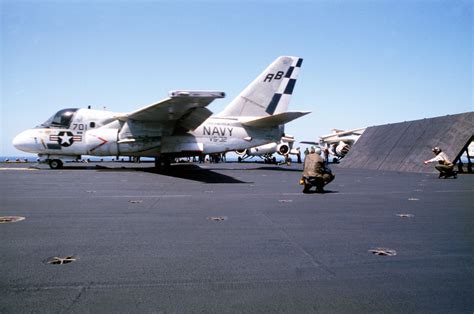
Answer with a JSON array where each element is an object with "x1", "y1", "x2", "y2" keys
[{"x1": 340, "y1": 112, "x2": 474, "y2": 172}]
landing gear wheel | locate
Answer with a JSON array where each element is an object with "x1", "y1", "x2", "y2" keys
[
  {"x1": 49, "y1": 159, "x2": 63, "y2": 169},
  {"x1": 155, "y1": 157, "x2": 171, "y2": 172},
  {"x1": 238, "y1": 157, "x2": 242, "y2": 163}
]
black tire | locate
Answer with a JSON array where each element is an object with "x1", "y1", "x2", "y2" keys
[
  {"x1": 154, "y1": 157, "x2": 171, "y2": 172},
  {"x1": 49, "y1": 159, "x2": 63, "y2": 169}
]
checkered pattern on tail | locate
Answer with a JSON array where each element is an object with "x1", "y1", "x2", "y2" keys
[
  {"x1": 265, "y1": 58, "x2": 303, "y2": 115},
  {"x1": 216, "y1": 56, "x2": 303, "y2": 118}
]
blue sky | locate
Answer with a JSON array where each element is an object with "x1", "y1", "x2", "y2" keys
[{"x1": 1, "y1": 0, "x2": 472, "y2": 156}]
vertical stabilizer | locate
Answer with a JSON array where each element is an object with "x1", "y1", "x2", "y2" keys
[{"x1": 217, "y1": 56, "x2": 303, "y2": 117}]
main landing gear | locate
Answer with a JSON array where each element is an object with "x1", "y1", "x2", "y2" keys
[
  {"x1": 154, "y1": 156, "x2": 171, "y2": 171},
  {"x1": 48, "y1": 159, "x2": 64, "y2": 169}
]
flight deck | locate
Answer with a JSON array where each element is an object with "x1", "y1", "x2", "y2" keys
[{"x1": 1, "y1": 162, "x2": 473, "y2": 313}]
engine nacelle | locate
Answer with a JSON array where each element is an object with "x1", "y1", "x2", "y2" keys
[
  {"x1": 335, "y1": 141, "x2": 350, "y2": 157},
  {"x1": 247, "y1": 142, "x2": 277, "y2": 156},
  {"x1": 277, "y1": 143, "x2": 290, "y2": 155},
  {"x1": 235, "y1": 149, "x2": 247, "y2": 155}
]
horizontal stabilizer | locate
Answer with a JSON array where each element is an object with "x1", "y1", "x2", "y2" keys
[{"x1": 242, "y1": 111, "x2": 310, "y2": 128}]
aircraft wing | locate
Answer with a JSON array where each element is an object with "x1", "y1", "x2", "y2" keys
[
  {"x1": 319, "y1": 128, "x2": 366, "y2": 145},
  {"x1": 124, "y1": 91, "x2": 225, "y2": 131}
]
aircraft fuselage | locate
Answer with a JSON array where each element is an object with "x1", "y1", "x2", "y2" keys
[
  {"x1": 13, "y1": 108, "x2": 280, "y2": 161},
  {"x1": 12, "y1": 56, "x2": 308, "y2": 169}
]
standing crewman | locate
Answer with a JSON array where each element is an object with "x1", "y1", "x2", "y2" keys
[
  {"x1": 424, "y1": 147, "x2": 457, "y2": 178},
  {"x1": 323, "y1": 146, "x2": 330, "y2": 164},
  {"x1": 303, "y1": 147, "x2": 310, "y2": 157},
  {"x1": 302, "y1": 147, "x2": 335, "y2": 193}
]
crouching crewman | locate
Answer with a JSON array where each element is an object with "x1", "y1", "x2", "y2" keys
[
  {"x1": 301, "y1": 147, "x2": 335, "y2": 193},
  {"x1": 424, "y1": 146, "x2": 457, "y2": 179}
]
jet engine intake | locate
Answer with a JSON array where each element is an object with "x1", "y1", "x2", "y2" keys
[
  {"x1": 277, "y1": 143, "x2": 290, "y2": 155},
  {"x1": 335, "y1": 141, "x2": 350, "y2": 157}
]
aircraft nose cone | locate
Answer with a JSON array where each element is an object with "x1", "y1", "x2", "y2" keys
[{"x1": 12, "y1": 130, "x2": 38, "y2": 153}]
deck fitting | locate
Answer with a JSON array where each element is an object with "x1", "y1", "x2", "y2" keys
[
  {"x1": 397, "y1": 214, "x2": 414, "y2": 218},
  {"x1": 47, "y1": 256, "x2": 77, "y2": 265},
  {"x1": 207, "y1": 216, "x2": 227, "y2": 222},
  {"x1": 0, "y1": 216, "x2": 26, "y2": 223},
  {"x1": 369, "y1": 248, "x2": 397, "y2": 256}
]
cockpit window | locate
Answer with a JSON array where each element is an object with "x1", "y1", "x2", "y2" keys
[{"x1": 39, "y1": 108, "x2": 78, "y2": 128}]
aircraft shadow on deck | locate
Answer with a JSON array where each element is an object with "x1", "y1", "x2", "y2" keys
[
  {"x1": 38, "y1": 163, "x2": 295, "y2": 184},
  {"x1": 142, "y1": 164, "x2": 250, "y2": 184},
  {"x1": 250, "y1": 166, "x2": 303, "y2": 172},
  {"x1": 302, "y1": 190, "x2": 339, "y2": 194},
  {"x1": 67, "y1": 163, "x2": 249, "y2": 184}
]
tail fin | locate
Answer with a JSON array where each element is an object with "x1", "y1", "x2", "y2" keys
[{"x1": 217, "y1": 56, "x2": 303, "y2": 117}]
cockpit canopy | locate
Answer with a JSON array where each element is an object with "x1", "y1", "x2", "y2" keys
[{"x1": 39, "y1": 108, "x2": 78, "y2": 128}]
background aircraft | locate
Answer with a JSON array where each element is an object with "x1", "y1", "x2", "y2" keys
[
  {"x1": 13, "y1": 56, "x2": 309, "y2": 169},
  {"x1": 235, "y1": 135, "x2": 301, "y2": 164},
  {"x1": 302, "y1": 127, "x2": 366, "y2": 162}
]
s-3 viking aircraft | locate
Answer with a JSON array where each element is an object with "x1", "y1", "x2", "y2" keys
[
  {"x1": 301, "y1": 127, "x2": 366, "y2": 162},
  {"x1": 13, "y1": 56, "x2": 309, "y2": 169},
  {"x1": 235, "y1": 135, "x2": 301, "y2": 164}
]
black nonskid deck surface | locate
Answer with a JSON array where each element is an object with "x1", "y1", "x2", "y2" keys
[{"x1": 1, "y1": 162, "x2": 473, "y2": 313}]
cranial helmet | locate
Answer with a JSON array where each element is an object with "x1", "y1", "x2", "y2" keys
[
  {"x1": 314, "y1": 147, "x2": 321, "y2": 155},
  {"x1": 432, "y1": 147, "x2": 442, "y2": 154}
]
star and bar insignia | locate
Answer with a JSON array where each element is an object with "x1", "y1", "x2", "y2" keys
[{"x1": 49, "y1": 131, "x2": 82, "y2": 147}]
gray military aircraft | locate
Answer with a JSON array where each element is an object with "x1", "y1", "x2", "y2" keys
[
  {"x1": 235, "y1": 135, "x2": 301, "y2": 164},
  {"x1": 302, "y1": 127, "x2": 366, "y2": 162},
  {"x1": 13, "y1": 56, "x2": 309, "y2": 169}
]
